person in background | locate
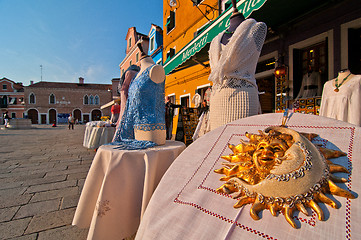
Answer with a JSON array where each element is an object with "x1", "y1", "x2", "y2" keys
[
  {"x1": 3, "y1": 111, "x2": 10, "y2": 128},
  {"x1": 165, "y1": 96, "x2": 181, "y2": 140},
  {"x1": 68, "y1": 113, "x2": 75, "y2": 130},
  {"x1": 110, "y1": 98, "x2": 121, "y2": 125}
]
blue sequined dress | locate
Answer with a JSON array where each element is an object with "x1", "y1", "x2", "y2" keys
[{"x1": 110, "y1": 65, "x2": 166, "y2": 150}]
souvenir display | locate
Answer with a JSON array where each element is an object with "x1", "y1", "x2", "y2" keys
[
  {"x1": 176, "y1": 108, "x2": 198, "y2": 145},
  {"x1": 215, "y1": 126, "x2": 356, "y2": 228}
]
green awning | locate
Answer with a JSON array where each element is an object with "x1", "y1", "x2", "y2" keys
[{"x1": 163, "y1": 0, "x2": 268, "y2": 75}]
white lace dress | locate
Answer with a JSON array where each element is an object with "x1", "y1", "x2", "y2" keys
[
  {"x1": 319, "y1": 75, "x2": 361, "y2": 126},
  {"x1": 208, "y1": 19, "x2": 267, "y2": 130}
]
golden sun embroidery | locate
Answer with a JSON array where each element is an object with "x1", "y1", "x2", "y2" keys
[{"x1": 214, "y1": 126, "x2": 356, "y2": 228}]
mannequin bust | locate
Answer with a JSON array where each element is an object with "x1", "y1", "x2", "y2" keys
[
  {"x1": 134, "y1": 44, "x2": 166, "y2": 145},
  {"x1": 333, "y1": 69, "x2": 354, "y2": 92},
  {"x1": 220, "y1": 0, "x2": 245, "y2": 45}
]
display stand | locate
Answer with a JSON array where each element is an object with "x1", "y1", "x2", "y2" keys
[
  {"x1": 73, "y1": 141, "x2": 186, "y2": 240},
  {"x1": 175, "y1": 108, "x2": 198, "y2": 145},
  {"x1": 293, "y1": 96, "x2": 322, "y2": 115},
  {"x1": 135, "y1": 113, "x2": 361, "y2": 240}
]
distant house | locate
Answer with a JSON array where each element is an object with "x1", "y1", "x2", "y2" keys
[
  {"x1": 148, "y1": 24, "x2": 163, "y2": 65},
  {"x1": 0, "y1": 77, "x2": 25, "y2": 122},
  {"x1": 119, "y1": 27, "x2": 149, "y2": 80},
  {"x1": 113, "y1": 25, "x2": 163, "y2": 103},
  {"x1": 24, "y1": 78, "x2": 112, "y2": 124}
]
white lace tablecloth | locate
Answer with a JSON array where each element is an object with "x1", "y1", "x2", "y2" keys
[
  {"x1": 83, "y1": 125, "x2": 115, "y2": 149},
  {"x1": 135, "y1": 113, "x2": 361, "y2": 240},
  {"x1": 72, "y1": 140, "x2": 186, "y2": 240}
]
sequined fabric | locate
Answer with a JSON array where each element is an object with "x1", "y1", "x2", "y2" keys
[{"x1": 110, "y1": 65, "x2": 165, "y2": 150}]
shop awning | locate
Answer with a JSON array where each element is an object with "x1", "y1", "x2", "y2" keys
[
  {"x1": 164, "y1": 0, "x2": 337, "y2": 75},
  {"x1": 163, "y1": 0, "x2": 268, "y2": 75}
]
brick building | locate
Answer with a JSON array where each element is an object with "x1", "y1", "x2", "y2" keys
[
  {"x1": 0, "y1": 77, "x2": 25, "y2": 123},
  {"x1": 24, "y1": 78, "x2": 112, "y2": 124}
]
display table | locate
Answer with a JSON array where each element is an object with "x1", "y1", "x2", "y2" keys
[
  {"x1": 7, "y1": 118, "x2": 32, "y2": 129},
  {"x1": 83, "y1": 122, "x2": 115, "y2": 149},
  {"x1": 135, "y1": 113, "x2": 361, "y2": 240},
  {"x1": 72, "y1": 140, "x2": 186, "y2": 240}
]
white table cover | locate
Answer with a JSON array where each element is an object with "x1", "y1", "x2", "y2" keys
[
  {"x1": 136, "y1": 113, "x2": 361, "y2": 240},
  {"x1": 83, "y1": 125, "x2": 115, "y2": 149},
  {"x1": 73, "y1": 140, "x2": 186, "y2": 240}
]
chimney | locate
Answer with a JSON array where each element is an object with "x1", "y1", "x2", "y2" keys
[
  {"x1": 30, "y1": 81, "x2": 34, "y2": 85},
  {"x1": 79, "y1": 77, "x2": 84, "y2": 84}
]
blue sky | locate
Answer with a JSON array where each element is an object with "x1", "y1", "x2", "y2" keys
[{"x1": 0, "y1": 0, "x2": 163, "y2": 86}]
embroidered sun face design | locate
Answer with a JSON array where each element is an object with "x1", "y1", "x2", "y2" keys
[{"x1": 214, "y1": 126, "x2": 356, "y2": 228}]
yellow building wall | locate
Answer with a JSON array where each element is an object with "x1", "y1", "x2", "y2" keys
[
  {"x1": 163, "y1": 0, "x2": 218, "y2": 136},
  {"x1": 163, "y1": 0, "x2": 219, "y2": 60}
]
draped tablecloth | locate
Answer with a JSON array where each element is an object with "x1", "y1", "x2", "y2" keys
[
  {"x1": 72, "y1": 140, "x2": 186, "y2": 240},
  {"x1": 135, "y1": 113, "x2": 361, "y2": 240},
  {"x1": 83, "y1": 124, "x2": 115, "y2": 149}
]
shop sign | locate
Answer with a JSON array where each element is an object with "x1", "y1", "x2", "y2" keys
[{"x1": 164, "y1": 0, "x2": 268, "y2": 75}]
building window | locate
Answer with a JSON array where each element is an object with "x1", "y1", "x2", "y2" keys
[
  {"x1": 49, "y1": 94, "x2": 55, "y2": 104},
  {"x1": 94, "y1": 95, "x2": 99, "y2": 105},
  {"x1": 150, "y1": 36, "x2": 155, "y2": 52},
  {"x1": 136, "y1": 53, "x2": 139, "y2": 62},
  {"x1": 29, "y1": 93, "x2": 35, "y2": 104},
  {"x1": 128, "y1": 37, "x2": 132, "y2": 48},
  {"x1": 9, "y1": 97, "x2": 16, "y2": 105},
  {"x1": 220, "y1": 0, "x2": 232, "y2": 13},
  {"x1": 166, "y1": 48, "x2": 176, "y2": 60},
  {"x1": 192, "y1": 0, "x2": 203, "y2": 6},
  {"x1": 166, "y1": 10, "x2": 175, "y2": 33},
  {"x1": 130, "y1": 60, "x2": 133, "y2": 66},
  {"x1": 256, "y1": 57, "x2": 276, "y2": 74},
  {"x1": 84, "y1": 95, "x2": 89, "y2": 105},
  {"x1": 89, "y1": 95, "x2": 94, "y2": 105},
  {"x1": 2, "y1": 84, "x2": 7, "y2": 90},
  {"x1": 11, "y1": 112, "x2": 16, "y2": 118},
  {"x1": 349, "y1": 27, "x2": 361, "y2": 74}
]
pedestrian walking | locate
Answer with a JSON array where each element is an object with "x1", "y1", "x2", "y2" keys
[
  {"x1": 68, "y1": 113, "x2": 75, "y2": 130},
  {"x1": 3, "y1": 111, "x2": 11, "y2": 128}
]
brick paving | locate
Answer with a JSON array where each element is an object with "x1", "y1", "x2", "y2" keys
[{"x1": 0, "y1": 124, "x2": 95, "y2": 239}]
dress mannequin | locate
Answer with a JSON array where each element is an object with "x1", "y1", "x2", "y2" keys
[
  {"x1": 111, "y1": 43, "x2": 166, "y2": 148},
  {"x1": 208, "y1": 1, "x2": 267, "y2": 130},
  {"x1": 113, "y1": 65, "x2": 140, "y2": 141},
  {"x1": 320, "y1": 69, "x2": 361, "y2": 126},
  {"x1": 134, "y1": 54, "x2": 166, "y2": 145},
  {"x1": 220, "y1": 8, "x2": 245, "y2": 45}
]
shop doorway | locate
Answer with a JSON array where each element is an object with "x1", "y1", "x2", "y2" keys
[
  {"x1": 180, "y1": 95, "x2": 190, "y2": 107},
  {"x1": 74, "y1": 109, "x2": 81, "y2": 123},
  {"x1": 40, "y1": 114, "x2": 46, "y2": 124},
  {"x1": 83, "y1": 114, "x2": 90, "y2": 123},
  {"x1": 27, "y1": 109, "x2": 38, "y2": 124},
  {"x1": 49, "y1": 109, "x2": 57, "y2": 125},
  {"x1": 257, "y1": 75, "x2": 275, "y2": 113},
  {"x1": 91, "y1": 109, "x2": 101, "y2": 121},
  {"x1": 293, "y1": 41, "x2": 328, "y2": 98}
]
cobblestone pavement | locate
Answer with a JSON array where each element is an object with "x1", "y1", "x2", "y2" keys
[{"x1": 0, "y1": 124, "x2": 95, "y2": 240}]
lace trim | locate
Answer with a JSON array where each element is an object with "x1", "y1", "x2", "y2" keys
[
  {"x1": 214, "y1": 77, "x2": 256, "y2": 91},
  {"x1": 107, "y1": 139, "x2": 156, "y2": 150},
  {"x1": 134, "y1": 123, "x2": 166, "y2": 131}
]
